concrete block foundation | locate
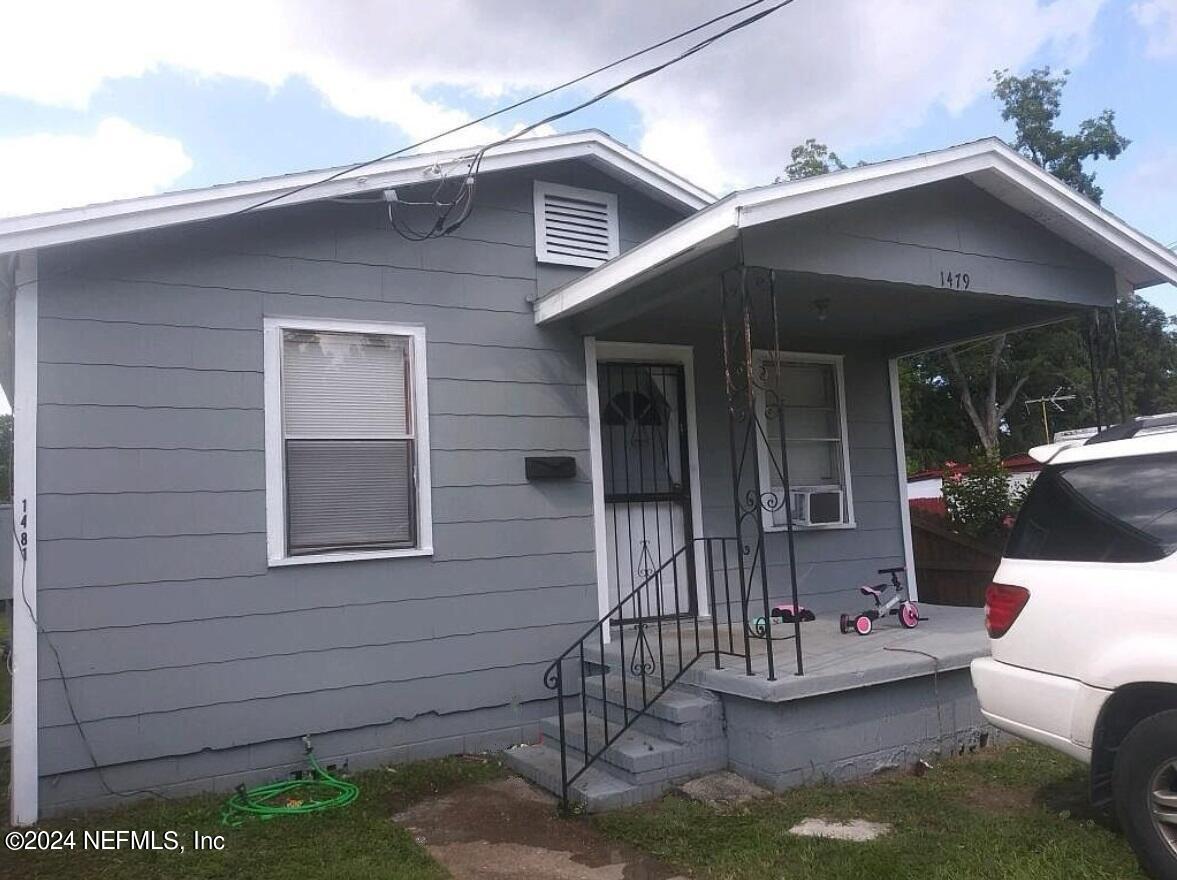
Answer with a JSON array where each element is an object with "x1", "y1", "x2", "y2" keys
[{"x1": 723, "y1": 668, "x2": 997, "y2": 791}]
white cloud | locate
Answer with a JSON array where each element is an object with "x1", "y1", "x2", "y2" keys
[
  {"x1": 1, "y1": 1, "x2": 1108, "y2": 194},
  {"x1": 0, "y1": 118, "x2": 192, "y2": 217},
  {"x1": 1133, "y1": 0, "x2": 1177, "y2": 56}
]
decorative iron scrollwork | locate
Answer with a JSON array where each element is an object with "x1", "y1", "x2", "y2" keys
[
  {"x1": 629, "y1": 623, "x2": 657, "y2": 676},
  {"x1": 542, "y1": 661, "x2": 561, "y2": 691}
]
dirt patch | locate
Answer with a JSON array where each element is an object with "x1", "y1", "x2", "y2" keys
[
  {"x1": 394, "y1": 776, "x2": 686, "y2": 880},
  {"x1": 962, "y1": 784, "x2": 1036, "y2": 812}
]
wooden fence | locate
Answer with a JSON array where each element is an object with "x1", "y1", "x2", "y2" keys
[{"x1": 911, "y1": 507, "x2": 1003, "y2": 607}]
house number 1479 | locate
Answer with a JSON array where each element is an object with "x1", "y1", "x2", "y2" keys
[{"x1": 940, "y1": 270, "x2": 970, "y2": 290}]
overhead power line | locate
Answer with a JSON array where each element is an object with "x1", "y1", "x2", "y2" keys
[
  {"x1": 237, "y1": 0, "x2": 794, "y2": 216},
  {"x1": 394, "y1": 0, "x2": 797, "y2": 241}
]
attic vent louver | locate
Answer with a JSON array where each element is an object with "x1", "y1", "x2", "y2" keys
[{"x1": 534, "y1": 181, "x2": 620, "y2": 268}]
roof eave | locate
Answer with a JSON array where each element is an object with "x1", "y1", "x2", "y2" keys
[
  {"x1": 534, "y1": 139, "x2": 1177, "y2": 325},
  {"x1": 0, "y1": 130, "x2": 714, "y2": 256}
]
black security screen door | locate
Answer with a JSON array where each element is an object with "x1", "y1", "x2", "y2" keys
[{"x1": 599, "y1": 361, "x2": 697, "y2": 621}]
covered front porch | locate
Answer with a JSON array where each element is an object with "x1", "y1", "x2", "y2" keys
[{"x1": 508, "y1": 140, "x2": 1174, "y2": 809}]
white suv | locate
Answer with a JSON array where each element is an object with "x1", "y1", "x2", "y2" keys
[{"x1": 971, "y1": 415, "x2": 1177, "y2": 880}]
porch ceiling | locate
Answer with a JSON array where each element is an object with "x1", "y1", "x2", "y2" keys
[{"x1": 572, "y1": 262, "x2": 1081, "y2": 357}]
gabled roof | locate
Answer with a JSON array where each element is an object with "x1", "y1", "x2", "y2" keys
[
  {"x1": 0, "y1": 130, "x2": 714, "y2": 255},
  {"x1": 534, "y1": 138, "x2": 1177, "y2": 324}
]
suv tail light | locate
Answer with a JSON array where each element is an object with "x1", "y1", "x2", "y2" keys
[{"x1": 985, "y1": 583, "x2": 1030, "y2": 638}]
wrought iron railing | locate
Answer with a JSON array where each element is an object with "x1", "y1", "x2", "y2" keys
[{"x1": 542, "y1": 535, "x2": 774, "y2": 809}]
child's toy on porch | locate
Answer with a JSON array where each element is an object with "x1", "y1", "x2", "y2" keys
[
  {"x1": 839, "y1": 566, "x2": 920, "y2": 636},
  {"x1": 771, "y1": 603, "x2": 815, "y2": 624},
  {"x1": 749, "y1": 604, "x2": 815, "y2": 639}
]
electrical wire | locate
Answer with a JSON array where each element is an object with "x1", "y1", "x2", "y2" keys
[
  {"x1": 235, "y1": 0, "x2": 785, "y2": 217},
  {"x1": 10, "y1": 506, "x2": 168, "y2": 802},
  {"x1": 387, "y1": 0, "x2": 798, "y2": 241}
]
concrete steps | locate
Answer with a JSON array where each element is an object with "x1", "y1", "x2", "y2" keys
[{"x1": 504, "y1": 675, "x2": 726, "y2": 811}]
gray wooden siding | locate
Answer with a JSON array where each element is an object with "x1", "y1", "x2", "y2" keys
[
  {"x1": 742, "y1": 178, "x2": 1116, "y2": 307},
  {"x1": 33, "y1": 161, "x2": 685, "y2": 805}
]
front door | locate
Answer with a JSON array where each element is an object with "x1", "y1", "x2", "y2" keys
[{"x1": 598, "y1": 361, "x2": 696, "y2": 621}]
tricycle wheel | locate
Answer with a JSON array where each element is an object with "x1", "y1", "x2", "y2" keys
[
  {"x1": 854, "y1": 614, "x2": 873, "y2": 636},
  {"x1": 900, "y1": 602, "x2": 919, "y2": 629},
  {"x1": 839, "y1": 613, "x2": 851, "y2": 634}
]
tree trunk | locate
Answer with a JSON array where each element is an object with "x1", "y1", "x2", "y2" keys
[{"x1": 945, "y1": 335, "x2": 1029, "y2": 456}]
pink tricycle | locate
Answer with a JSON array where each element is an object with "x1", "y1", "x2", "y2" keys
[{"x1": 839, "y1": 566, "x2": 920, "y2": 636}]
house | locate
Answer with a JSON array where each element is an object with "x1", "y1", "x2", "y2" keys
[{"x1": 4, "y1": 132, "x2": 1177, "y2": 821}]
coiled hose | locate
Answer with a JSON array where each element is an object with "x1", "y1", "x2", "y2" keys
[{"x1": 220, "y1": 737, "x2": 359, "y2": 826}]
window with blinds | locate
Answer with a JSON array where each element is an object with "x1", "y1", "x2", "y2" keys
[
  {"x1": 752, "y1": 352, "x2": 855, "y2": 529},
  {"x1": 269, "y1": 325, "x2": 427, "y2": 559}
]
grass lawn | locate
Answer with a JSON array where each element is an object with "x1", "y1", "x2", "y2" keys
[
  {"x1": 1, "y1": 755, "x2": 505, "y2": 880},
  {"x1": 0, "y1": 742, "x2": 1147, "y2": 880},
  {"x1": 593, "y1": 741, "x2": 1145, "y2": 880}
]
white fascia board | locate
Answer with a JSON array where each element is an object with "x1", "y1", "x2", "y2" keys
[
  {"x1": 533, "y1": 200, "x2": 741, "y2": 324},
  {"x1": 734, "y1": 149, "x2": 997, "y2": 226},
  {"x1": 971, "y1": 147, "x2": 1177, "y2": 289},
  {"x1": 0, "y1": 131, "x2": 711, "y2": 255},
  {"x1": 535, "y1": 138, "x2": 1177, "y2": 325},
  {"x1": 582, "y1": 138, "x2": 713, "y2": 209},
  {"x1": 741, "y1": 140, "x2": 1177, "y2": 288}
]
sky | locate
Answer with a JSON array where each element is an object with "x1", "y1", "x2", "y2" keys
[{"x1": 1, "y1": 0, "x2": 1174, "y2": 322}]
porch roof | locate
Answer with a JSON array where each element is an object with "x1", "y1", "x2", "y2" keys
[{"x1": 534, "y1": 138, "x2": 1177, "y2": 326}]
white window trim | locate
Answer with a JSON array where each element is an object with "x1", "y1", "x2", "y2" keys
[
  {"x1": 263, "y1": 316, "x2": 433, "y2": 566},
  {"x1": 533, "y1": 180, "x2": 620, "y2": 268},
  {"x1": 752, "y1": 350, "x2": 856, "y2": 531}
]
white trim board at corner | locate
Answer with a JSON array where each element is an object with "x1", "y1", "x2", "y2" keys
[
  {"x1": 0, "y1": 131, "x2": 713, "y2": 255},
  {"x1": 533, "y1": 138, "x2": 1177, "y2": 324},
  {"x1": 589, "y1": 340, "x2": 710, "y2": 623},
  {"x1": 10, "y1": 251, "x2": 38, "y2": 825},
  {"x1": 888, "y1": 359, "x2": 918, "y2": 601}
]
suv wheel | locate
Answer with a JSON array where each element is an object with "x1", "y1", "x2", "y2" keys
[{"x1": 1114, "y1": 710, "x2": 1177, "y2": 880}]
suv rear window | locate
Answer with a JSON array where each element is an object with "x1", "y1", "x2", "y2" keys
[{"x1": 1006, "y1": 452, "x2": 1177, "y2": 563}]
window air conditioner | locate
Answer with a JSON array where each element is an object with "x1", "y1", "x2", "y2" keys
[{"x1": 790, "y1": 486, "x2": 843, "y2": 526}]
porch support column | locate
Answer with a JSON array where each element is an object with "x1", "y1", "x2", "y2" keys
[
  {"x1": 887, "y1": 358, "x2": 918, "y2": 602},
  {"x1": 10, "y1": 250, "x2": 39, "y2": 825},
  {"x1": 584, "y1": 335, "x2": 612, "y2": 642}
]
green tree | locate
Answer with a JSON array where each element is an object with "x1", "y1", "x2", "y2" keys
[
  {"x1": 778, "y1": 139, "x2": 847, "y2": 181},
  {"x1": 943, "y1": 453, "x2": 1030, "y2": 542},
  {"x1": 932, "y1": 67, "x2": 1137, "y2": 457},
  {"x1": 992, "y1": 67, "x2": 1130, "y2": 204},
  {"x1": 782, "y1": 70, "x2": 1173, "y2": 471}
]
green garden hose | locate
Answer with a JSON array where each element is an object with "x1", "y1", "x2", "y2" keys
[{"x1": 220, "y1": 737, "x2": 359, "y2": 826}]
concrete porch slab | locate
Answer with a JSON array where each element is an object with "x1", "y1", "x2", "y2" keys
[{"x1": 686, "y1": 604, "x2": 988, "y2": 702}]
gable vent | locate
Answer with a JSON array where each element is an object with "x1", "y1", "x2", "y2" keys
[{"x1": 534, "y1": 181, "x2": 620, "y2": 268}]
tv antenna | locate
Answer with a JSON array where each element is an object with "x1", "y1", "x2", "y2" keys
[{"x1": 1024, "y1": 387, "x2": 1076, "y2": 443}]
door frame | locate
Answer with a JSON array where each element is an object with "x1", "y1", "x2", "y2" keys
[{"x1": 586, "y1": 339, "x2": 708, "y2": 640}]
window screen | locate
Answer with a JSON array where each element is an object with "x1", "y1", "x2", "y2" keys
[
  {"x1": 281, "y1": 329, "x2": 416, "y2": 554},
  {"x1": 1006, "y1": 453, "x2": 1177, "y2": 563},
  {"x1": 757, "y1": 356, "x2": 849, "y2": 526}
]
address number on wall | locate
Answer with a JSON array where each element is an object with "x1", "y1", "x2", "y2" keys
[{"x1": 940, "y1": 270, "x2": 971, "y2": 290}]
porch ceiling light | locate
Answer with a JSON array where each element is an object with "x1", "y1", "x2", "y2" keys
[{"x1": 812, "y1": 298, "x2": 830, "y2": 321}]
